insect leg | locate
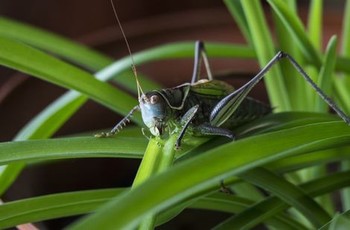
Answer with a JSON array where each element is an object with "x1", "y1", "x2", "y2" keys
[
  {"x1": 210, "y1": 51, "x2": 350, "y2": 127},
  {"x1": 175, "y1": 105, "x2": 200, "y2": 149},
  {"x1": 210, "y1": 52, "x2": 284, "y2": 126},
  {"x1": 95, "y1": 105, "x2": 140, "y2": 137},
  {"x1": 194, "y1": 123, "x2": 234, "y2": 139},
  {"x1": 282, "y1": 52, "x2": 350, "y2": 124},
  {"x1": 191, "y1": 41, "x2": 213, "y2": 84},
  {"x1": 220, "y1": 180, "x2": 234, "y2": 194}
]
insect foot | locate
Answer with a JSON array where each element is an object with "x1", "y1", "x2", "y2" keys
[
  {"x1": 94, "y1": 133, "x2": 105, "y2": 138},
  {"x1": 220, "y1": 180, "x2": 234, "y2": 194},
  {"x1": 94, "y1": 132, "x2": 114, "y2": 138},
  {"x1": 174, "y1": 141, "x2": 182, "y2": 151}
]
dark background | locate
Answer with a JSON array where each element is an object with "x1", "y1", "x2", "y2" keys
[
  {"x1": 0, "y1": 0, "x2": 247, "y2": 141},
  {"x1": 0, "y1": 0, "x2": 346, "y2": 229}
]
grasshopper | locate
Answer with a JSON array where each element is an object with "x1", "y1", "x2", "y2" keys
[{"x1": 97, "y1": 40, "x2": 350, "y2": 148}]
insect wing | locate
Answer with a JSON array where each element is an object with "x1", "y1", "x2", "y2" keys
[{"x1": 190, "y1": 79, "x2": 234, "y2": 98}]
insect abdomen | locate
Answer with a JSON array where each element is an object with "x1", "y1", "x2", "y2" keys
[{"x1": 223, "y1": 97, "x2": 272, "y2": 128}]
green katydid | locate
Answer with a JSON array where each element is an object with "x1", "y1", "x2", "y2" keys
[
  {"x1": 97, "y1": 40, "x2": 350, "y2": 148},
  {"x1": 97, "y1": 1, "x2": 350, "y2": 149}
]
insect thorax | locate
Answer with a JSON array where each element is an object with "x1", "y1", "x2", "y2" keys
[{"x1": 157, "y1": 80, "x2": 271, "y2": 130}]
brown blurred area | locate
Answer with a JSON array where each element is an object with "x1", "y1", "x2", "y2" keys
[{"x1": 0, "y1": 0, "x2": 346, "y2": 229}]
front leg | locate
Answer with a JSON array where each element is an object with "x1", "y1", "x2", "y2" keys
[
  {"x1": 175, "y1": 105, "x2": 200, "y2": 149},
  {"x1": 95, "y1": 105, "x2": 139, "y2": 137}
]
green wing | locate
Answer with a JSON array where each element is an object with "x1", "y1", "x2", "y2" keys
[{"x1": 190, "y1": 79, "x2": 234, "y2": 98}]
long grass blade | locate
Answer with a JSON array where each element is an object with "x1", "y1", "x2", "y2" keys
[
  {"x1": 0, "y1": 36, "x2": 139, "y2": 119},
  {"x1": 0, "y1": 136, "x2": 146, "y2": 165},
  {"x1": 240, "y1": 0, "x2": 291, "y2": 111},
  {"x1": 339, "y1": 0, "x2": 350, "y2": 213},
  {"x1": 267, "y1": 0, "x2": 322, "y2": 67},
  {"x1": 240, "y1": 168, "x2": 330, "y2": 228},
  {"x1": 315, "y1": 36, "x2": 337, "y2": 112},
  {"x1": 307, "y1": 0, "x2": 323, "y2": 50},
  {"x1": 213, "y1": 170, "x2": 350, "y2": 229},
  {"x1": 272, "y1": 0, "x2": 306, "y2": 110},
  {"x1": 0, "y1": 17, "x2": 111, "y2": 70}
]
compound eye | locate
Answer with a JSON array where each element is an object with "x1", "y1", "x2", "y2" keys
[{"x1": 150, "y1": 94, "x2": 159, "y2": 104}]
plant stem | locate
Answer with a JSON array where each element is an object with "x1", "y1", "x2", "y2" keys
[{"x1": 132, "y1": 135, "x2": 177, "y2": 230}]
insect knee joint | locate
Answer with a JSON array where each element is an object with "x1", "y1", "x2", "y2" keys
[{"x1": 277, "y1": 50, "x2": 287, "y2": 59}]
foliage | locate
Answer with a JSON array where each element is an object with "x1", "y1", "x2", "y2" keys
[{"x1": 1, "y1": 0, "x2": 350, "y2": 229}]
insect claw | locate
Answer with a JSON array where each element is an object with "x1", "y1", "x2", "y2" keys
[
  {"x1": 94, "y1": 132, "x2": 105, "y2": 138},
  {"x1": 141, "y1": 128, "x2": 151, "y2": 140},
  {"x1": 220, "y1": 181, "x2": 233, "y2": 194},
  {"x1": 174, "y1": 141, "x2": 181, "y2": 151}
]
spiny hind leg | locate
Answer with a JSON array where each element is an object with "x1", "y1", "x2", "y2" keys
[{"x1": 209, "y1": 51, "x2": 350, "y2": 127}]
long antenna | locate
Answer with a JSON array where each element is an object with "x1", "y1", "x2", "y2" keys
[{"x1": 110, "y1": 0, "x2": 144, "y2": 99}]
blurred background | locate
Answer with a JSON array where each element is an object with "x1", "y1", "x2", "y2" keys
[
  {"x1": 0, "y1": 0, "x2": 347, "y2": 228},
  {"x1": 0, "y1": 0, "x2": 245, "y2": 141}
]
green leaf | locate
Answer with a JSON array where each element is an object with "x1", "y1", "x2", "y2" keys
[
  {"x1": 335, "y1": 0, "x2": 350, "y2": 116},
  {"x1": 3, "y1": 168, "x2": 349, "y2": 229},
  {"x1": 213, "y1": 170, "x2": 350, "y2": 229},
  {"x1": 132, "y1": 136, "x2": 177, "y2": 229},
  {"x1": 320, "y1": 210, "x2": 350, "y2": 230},
  {"x1": 0, "y1": 189, "x2": 299, "y2": 229},
  {"x1": 192, "y1": 193, "x2": 308, "y2": 230},
  {"x1": 0, "y1": 36, "x2": 140, "y2": 120},
  {"x1": 240, "y1": 0, "x2": 291, "y2": 111},
  {"x1": 0, "y1": 189, "x2": 125, "y2": 229},
  {"x1": 0, "y1": 136, "x2": 146, "y2": 165},
  {"x1": 272, "y1": 0, "x2": 306, "y2": 111},
  {"x1": 68, "y1": 121, "x2": 350, "y2": 230},
  {"x1": 341, "y1": 0, "x2": 350, "y2": 57},
  {"x1": 235, "y1": 168, "x2": 330, "y2": 228},
  {"x1": 315, "y1": 36, "x2": 338, "y2": 112},
  {"x1": 268, "y1": 147, "x2": 350, "y2": 174},
  {"x1": 307, "y1": 0, "x2": 323, "y2": 50},
  {"x1": 0, "y1": 17, "x2": 112, "y2": 70},
  {"x1": 267, "y1": 0, "x2": 322, "y2": 67}
]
